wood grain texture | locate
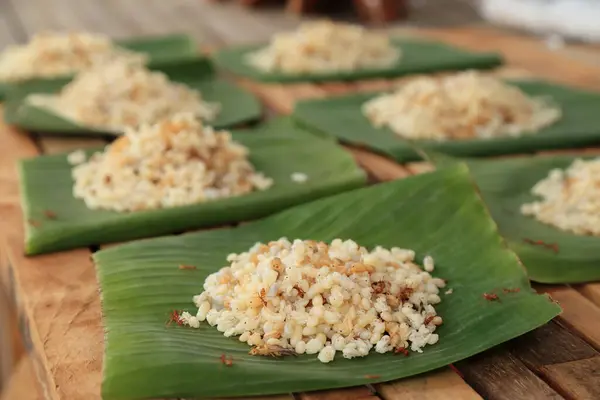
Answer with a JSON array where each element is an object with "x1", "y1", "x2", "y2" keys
[
  {"x1": 0, "y1": 109, "x2": 102, "y2": 400},
  {"x1": 0, "y1": 356, "x2": 43, "y2": 400},
  {"x1": 510, "y1": 321, "x2": 598, "y2": 368},
  {"x1": 1, "y1": 224, "x2": 101, "y2": 400},
  {"x1": 455, "y1": 347, "x2": 562, "y2": 400},
  {"x1": 537, "y1": 286, "x2": 600, "y2": 350},
  {"x1": 298, "y1": 386, "x2": 377, "y2": 400},
  {"x1": 539, "y1": 357, "x2": 600, "y2": 400},
  {"x1": 575, "y1": 283, "x2": 600, "y2": 308},
  {"x1": 376, "y1": 368, "x2": 481, "y2": 400}
]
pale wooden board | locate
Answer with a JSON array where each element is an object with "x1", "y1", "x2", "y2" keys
[
  {"x1": 0, "y1": 284, "x2": 19, "y2": 393},
  {"x1": 537, "y1": 286, "x2": 600, "y2": 351},
  {"x1": 409, "y1": 26, "x2": 600, "y2": 91},
  {"x1": 0, "y1": 356, "x2": 43, "y2": 400},
  {"x1": 575, "y1": 283, "x2": 600, "y2": 308},
  {"x1": 538, "y1": 357, "x2": 600, "y2": 400},
  {"x1": 6, "y1": 0, "x2": 298, "y2": 44},
  {"x1": 376, "y1": 368, "x2": 481, "y2": 400},
  {"x1": 36, "y1": 137, "x2": 108, "y2": 155}
]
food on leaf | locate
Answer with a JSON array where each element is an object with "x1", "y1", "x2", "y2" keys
[
  {"x1": 27, "y1": 61, "x2": 220, "y2": 131},
  {"x1": 521, "y1": 157, "x2": 600, "y2": 236},
  {"x1": 246, "y1": 21, "x2": 401, "y2": 75},
  {"x1": 180, "y1": 238, "x2": 445, "y2": 363},
  {"x1": 70, "y1": 113, "x2": 272, "y2": 212},
  {"x1": 363, "y1": 71, "x2": 561, "y2": 141},
  {"x1": 0, "y1": 31, "x2": 145, "y2": 82}
]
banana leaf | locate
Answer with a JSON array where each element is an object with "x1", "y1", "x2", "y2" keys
[
  {"x1": 94, "y1": 164, "x2": 560, "y2": 399},
  {"x1": 213, "y1": 39, "x2": 503, "y2": 83},
  {"x1": 0, "y1": 33, "x2": 199, "y2": 100},
  {"x1": 18, "y1": 118, "x2": 365, "y2": 255},
  {"x1": 293, "y1": 80, "x2": 600, "y2": 162},
  {"x1": 421, "y1": 150, "x2": 600, "y2": 283},
  {"x1": 3, "y1": 57, "x2": 263, "y2": 135}
]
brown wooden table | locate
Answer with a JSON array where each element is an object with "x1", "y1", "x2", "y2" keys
[{"x1": 1, "y1": 2, "x2": 600, "y2": 399}]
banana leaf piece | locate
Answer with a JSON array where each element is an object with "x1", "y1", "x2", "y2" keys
[
  {"x1": 421, "y1": 150, "x2": 600, "y2": 283},
  {"x1": 94, "y1": 164, "x2": 560, "y2": 399},
  {"x1": 213, "y1": 39, "x2": 503, "y2": 83},
  {"x1": 4, "y1": 57, "x2": 262, "y2": 135},
  {"x1": 0, "y1": 33, "x2": 199, "y2": 100},
  {"x1": 293, "y1": 80, "x2": 600, "y2": 162},
  {"x1": 19, "y1": 118, "x2": 365, "y2": 255}
]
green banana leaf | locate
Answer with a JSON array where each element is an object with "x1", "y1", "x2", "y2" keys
[
  {"x1": 421, "y1": 150, "x2": 600, "y2": 283},
  {"x1": 18, "y1": 118, "x2": 365, "y2": 255},
  {"x1": 94, "y1": 164, "x2": 560, "y2": 399},
  {"x1": 0, "y1": 33, "x2": 199, "y2": 100},
  {"x1": 293, "y1": 80, "x2": 600, "y2": 162},
  {"x1": 213, "y1": 39, "x2": 503, "y2": 83},
  {"x1": 4, "y1": 57, "x2": 263, "y2": 135}
]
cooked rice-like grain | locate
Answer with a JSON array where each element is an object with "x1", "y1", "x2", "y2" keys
[
  {"x1": 71, "y1": 113, "x2": 272, "y2": 212},
  {"x1": 362, "y1": 71, "x2": 561, "y2": 141},
  {"x1": 291, "y1": 172, "x2": 308, "y2": 183},
  {"x1": 0, "y1": 31, "x2": 145, "y2": 82},
  {"x1": 246, "y1": 21, "x2": 401, "y2": 74},
  {"x1": 67, "y1": 149, "x2": 87, "y2": 165},
  {"x1": 30, "y1": 61, "x2": 220, "y2": 132},
  {"x1": 182, "y1": 238, "x2": 444, "y2": 363},
  {"x1": 520, "y1": 158, "x2": 600, "y2": 236}
]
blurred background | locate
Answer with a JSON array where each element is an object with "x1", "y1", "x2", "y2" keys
[
  {"x1": 2, "y1": 0, "x2": 600, "y2": 398},
  {"x1": 0, "y1": 0, "x2": 600, "y2": 46}
]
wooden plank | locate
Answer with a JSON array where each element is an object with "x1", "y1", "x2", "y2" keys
[
  {"x1": 405, "y1": 162, "x2": 435, "y2": 176},
  {"x1": 510, "y1": 321, "x2": 598, "y2": 368},
  {"x1": 1, "y1": 223, "x2": 100, "y2": 400},
  {"x1": 413, "y1": 26, "x2": 600, "y2": 90},
  {"x1": 219, "y1": 394, "x2": 294, "y2": 400},
  {"x1": 0, "y1": 285, "x2": 22, "y2": 394},
  {"x1": 36, "y1": 137, "x2": 108, "y2": 155},
  {"x1": 189, "y1": 0, "x2": 287, "y2": 45},
  {"x1": 0, "y1": 111, "x2": 39, "y2": 393},
  {"x1": 0, "y1": 2, "x2": 26, "y2": 46},
  {"x1": 60, "y1": 0, "x2": 142, "y2": 37},
  {"x1": 318, "y1": 82, "x2": 358, "y2": 96},
  {"x1": 455, "y1": 347, "x2": 562, "y2": 400},
  {"x1": 376, "y1": 368, "x2": 481, "y2": 400},
  {"x1": 575, "y1": 283, "x2": 600, "y2": 308},
  {"x1": 0, "y1": 110, "x2": 101, "y2": 400},
  {"x1": 0, "y1": 356, "x2": 44, "y2": 400},
  {"x1": 298, "y1": 386, "x2": 377, "y2": 400},
  {"x1": 536, "y1": 286, "x2": 600, "y2": 350},
  {"x1": 538, "y1": 357, "x2": 600, "y2": 400},
  {"x1": 353, "y1": 79, "x2": 393, "y2": 93},
  {"x1": 347, "y1": 147, "x2": 411, "y2": 181}
]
